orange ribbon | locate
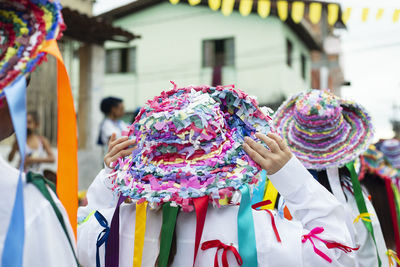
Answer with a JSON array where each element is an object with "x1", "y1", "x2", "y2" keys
[{"x1": 40, "y1": 39, "x2": 78, "y2": 237}]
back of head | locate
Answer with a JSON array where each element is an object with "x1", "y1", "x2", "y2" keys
[{"x1": 100, "y1": 97, "x2": 123, "y2": 116}]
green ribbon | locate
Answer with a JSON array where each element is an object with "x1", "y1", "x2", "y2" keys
[
  {"x1": 26, "y1": 172, "x2": 79, "y2": 266},
  {"x1": 238, "y1": 185, "x2": 258, "y2": 267},
  {"x1": 158, "y1": 203, "x2": 179, "y2": 267},
  {"x1": 346, "y1": 162, "x2": 381, "y2": 267}
]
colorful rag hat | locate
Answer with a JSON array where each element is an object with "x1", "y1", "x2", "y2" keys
[
  {"x1": 359, "y1": 145, "x2": 400, "y2": 180},
  {"x1": 110, "y1": 84, "x2": 273, "y2": 211},
  {"x1": 378, "y1": 139, "x2": 400, "y2": 169},
  {"x1": 0, "y1": 0, "x2": 65, "y2": 96},
  {"x1": 273, "y1": 89, "x2": 374, "y2": 170}
]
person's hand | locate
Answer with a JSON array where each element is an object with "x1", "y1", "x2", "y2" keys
[
  {"x1": 104, "y1": 133, "x2": 136, "y2": 169},
  {"x1": 243, "y1": 132, "x2": 292, "y2": 175}
]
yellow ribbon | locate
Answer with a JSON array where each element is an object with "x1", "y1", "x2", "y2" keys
[
  {"x1": 261, "y1": 180, "x2": 278, "y2": 210},
  {"x1": 387, "y1": 249, "x2": 400, "y2": 267},
  {"x1": 77, "y1": 210, "x2": 95, "y2": 226},
  {"x1": 353, "y1": 212, "x2": 373, "y2": 224},
  {"x1": 133, "y1": 202, "x2": 148, "y2": 267}
]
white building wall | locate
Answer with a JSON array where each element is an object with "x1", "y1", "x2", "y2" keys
[{"x1": 104, "y1": 2, "x2": 311, "y2": 111}]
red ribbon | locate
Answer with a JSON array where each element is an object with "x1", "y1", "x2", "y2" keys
[
  {"x1": 201, "y1": 240, "x2": 243, "y2": 267},
  {"x1": 251, "y1": 200, "x2": 281, "y2": 242},
  {"x1": 193, "y1": 196, "x2": 209, "y2": 267},
  {"x1": 302, "y1": 227, "x2": 359, "y2": 263},
  {"x1": 384, "y1": 177, "x2": 400, "y2": 258}
]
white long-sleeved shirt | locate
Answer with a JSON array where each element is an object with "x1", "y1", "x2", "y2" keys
[
  {"x1": 78, "y1": 156, "x2": 355, "y2": 267},
  {"x1": 0, "y1": 156, "x2": 76, "y2": 267}
]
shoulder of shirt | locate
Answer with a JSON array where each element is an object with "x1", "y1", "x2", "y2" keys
[{"x1": 23, "y1": 183, "x2": 64, "y2": 229}]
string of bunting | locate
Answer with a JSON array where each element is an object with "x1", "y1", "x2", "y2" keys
[{"x1": 169, "y1": 0, "x2": 400, "y2": 24}]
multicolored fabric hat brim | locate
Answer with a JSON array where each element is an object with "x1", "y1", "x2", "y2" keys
[
  {"x1": 273, "y1": 92, "x2": 374, "y2": 170},
  {"x1": 359, "y1": 145, "x2": 400, "y2": 180},
  {"x1": 0, "y1": 0, "x2": 65, "y2": 96}
]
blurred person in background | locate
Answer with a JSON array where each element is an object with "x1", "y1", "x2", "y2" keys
[
  {"x1": 8, "y1": 111, "x2": 55, "y2": 174},
  {"x1": 98, "y1": 97, "x2": 128, "y2": 149}
]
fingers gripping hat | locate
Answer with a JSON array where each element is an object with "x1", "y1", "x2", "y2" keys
[
  {"x1": 0, "y1": 0, "x2": 65, "y2": 95},
  {"x1": 273, "y1": 89, "x2": 374, "y2": 170},
  {"x1": 379, "y1": 139, "x2": 400, "y2": 169},
  {"x1": 110, "y1": 84, "x2": 273, "y2": 212}
]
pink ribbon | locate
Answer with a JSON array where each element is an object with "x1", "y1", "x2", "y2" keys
[
  {"x1": 302, "y1": 227, "x2": 359, "y2": 263},
  {"x1": 302, "y1": 227, "x2": 333, "y2": 263}
]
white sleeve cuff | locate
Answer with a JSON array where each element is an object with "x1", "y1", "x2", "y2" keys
[{"x1": 268, "y1": 156, "x2": 314, "y2": 198}]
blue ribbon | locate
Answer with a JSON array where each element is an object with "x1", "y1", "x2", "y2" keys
[
  {"x1": 238, "y1": 185, "x2": 258, "y2": 267},
  {"x1": 251, "y1": 169, "x2": 267, "y2": 205},
  {"x1": 95, "y1": 211, "x2": 110, "y2": 267},
  {"x1": 1, "y1": 77, "x2": 27, "y2": 267}
]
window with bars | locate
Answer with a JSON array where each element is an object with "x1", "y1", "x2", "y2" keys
[
  {"x1": 105, "y1": 47, "x2": 136, "y2": 73},
  {"x1": 202, "y1": 38, "x2": 235, "y2": 68}
]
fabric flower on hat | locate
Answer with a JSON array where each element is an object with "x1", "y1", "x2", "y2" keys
[{"x1": 110, "y1": 84, "x2": 273, "y2": 211}]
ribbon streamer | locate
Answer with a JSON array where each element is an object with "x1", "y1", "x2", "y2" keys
[
  {"x1": 105, "y1": 195, "x2": 127, "y2": 267},
  {"x1": 193, "y1": 196, "x2": 209, "y2": 267},
  {"x1": 133, "y1": 202, "x2": 147, "y2": 267},
  {"x1": 40, "y1": 39, "x2": 78, "y2": 237},
  {"x1": 201, "y1": 239, "x2": 243, "y2": 267},
  {"x1": 384, "y1": 179, "x2": 400, "y2": 258},
  {"x1": 262, "y1": 179, "x2": 278, "y2": 210},
  {"x1": 252, "y1": 200, "x2": 281, "y2": 242},
  {"x1": 353, "y1": 212, "x2": 373, "y2": 224},
  {"x1": 158, "y1": 203, "x2": 179, "y2": 267},
  {"x1": 238, "y1": 185, "x2": 258, "y2": 267},
  {"x1": 95, "y1": 211, "x2": 110, "y2": 267},
  {"x1": 1, "y1": 77, "x2": 26, "y2": 267},
  {"x1": 302, "y1": 227, "x2": 333, "y2": 263},
  {"x1": 387, "y1": 249, "x2": 400, "y2": 267},
  {"x1": 346, "y1": 161, "x2": 381, "y2": 267},
  {"x1": 302, "y1": 227, "x2": 359, "y2": 263}
]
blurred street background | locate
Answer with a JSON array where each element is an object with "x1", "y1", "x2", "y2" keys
[{"x1": 1, "y1": 0, "x2": 399, "y2": 190}]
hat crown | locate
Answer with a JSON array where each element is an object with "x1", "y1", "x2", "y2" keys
[
  {"x1": 294, "y1": 90, "x2": 343, "y2": 129},
  {"x1": 137, "y1": 90, "x2": 226, "y2": 161}
]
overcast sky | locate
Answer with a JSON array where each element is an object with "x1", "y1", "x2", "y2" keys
[{"x1": 94, "y1": 0, "x2": 400, "y2": 140}]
